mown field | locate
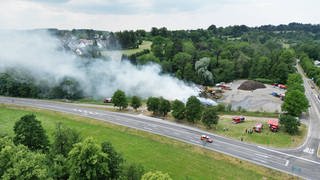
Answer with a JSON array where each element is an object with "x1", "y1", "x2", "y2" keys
[
  {"x1": 0, "y1": 104, "x2": 293, "y2": 179},
  {"x1": 214, "y1": 118, "x2": 307, "y2": 148},
  {"x1": 101, "y1": 40, "x2": 152, "y2": 57}
]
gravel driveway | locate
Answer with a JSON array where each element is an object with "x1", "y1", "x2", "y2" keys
[{"x1": 217, "y1": 80, "x2": 285, "y2": 112}]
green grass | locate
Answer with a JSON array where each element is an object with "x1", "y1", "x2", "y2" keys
[
  {"x1": 166, "y1": 115, "x2": 306, "y2": 148},
  {"x1": 71, "y1": 98, "x2": 109, "y2": 105},
  {"x1": 0, "y1": 104, "x2": 292, "y2": 179},
  {"x1": 214, "y1": 118, "x2": 307, "y2": 148},
  {"x1": 220, "y1": 111, "x2": 279, "y2": 118},
  {"x1": 122, "y1": 41, "x2": 152, "y2": 56},
  {"x1": 101, "y1": 40, "x2": 152, "y2": 57}
]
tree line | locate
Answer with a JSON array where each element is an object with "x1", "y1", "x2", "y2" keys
[
  {"x1": 0, "y1": 70, "x2": 84, "y2": 100},
  {"x1": 280, "y1": 73, "x2": 309, "y2": 135},
  {"x1": 125, "y1": 26, "x2": 298, "y2": 86},
  {"x1": 0, "y1": 114, "x2": 172, "y2": 180},
  {"x1": 112, "y1": 90, "x2": 219, "y2": 129}
]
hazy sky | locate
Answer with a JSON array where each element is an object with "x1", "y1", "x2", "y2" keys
[{"x1": 1, "y1": 0, "x2": 319, "y2": 31}]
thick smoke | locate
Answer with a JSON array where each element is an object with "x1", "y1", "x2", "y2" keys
[{"x1": 0, "y1": 30, "x2": 198, "y2": 100}]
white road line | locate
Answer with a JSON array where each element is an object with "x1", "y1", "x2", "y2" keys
[
  {"x1": 216, "y1": 140, "x2": 286, "y2": 162},
  {"x1": 255, "y1": 153, "x2": 269, "y2": 158},
  {"x1": 285, "y1": 160, "x2": 289, "y2": 167},
  {"x1": 143, "y1": 127, "x2": 153, "y2": 131},
  {"x1": 258, "y1": 146, "x2": 320, "y2": 165},
  {"x1": 252, "y1": 157, "x2": 267, "y2": 164}
]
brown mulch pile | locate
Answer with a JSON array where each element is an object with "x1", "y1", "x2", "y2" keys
[{"x1": 238, "y1": 80, "x2": 266, "y2": 91}]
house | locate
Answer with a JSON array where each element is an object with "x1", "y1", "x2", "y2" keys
[{"x1": 314, "y1": 60, "x2": 320, "y2": 67}]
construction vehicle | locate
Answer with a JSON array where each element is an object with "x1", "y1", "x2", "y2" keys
[
  {"x1": 268, "y1": 119, "x2": 279, "y2": 132},
  {"x1": 253, "y1": 123, "x2": 263, "y2": 133},
  {"x1": 232, "y1": 116, "x2": 245, "y2": 124},
  {"x1": 199, "y1": 86, "x2": 223, "y2": 99}
]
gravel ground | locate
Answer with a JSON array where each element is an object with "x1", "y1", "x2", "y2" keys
[{"x1": 217, "y1": 80, "x2": 285, "y2": 112}]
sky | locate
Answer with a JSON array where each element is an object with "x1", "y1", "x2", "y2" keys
[{"x1": 0, "y1": 0, "x2": 319, "y2": 31}]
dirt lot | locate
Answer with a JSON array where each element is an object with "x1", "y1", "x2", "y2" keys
[{"x1": 218, "y1": 80, "x2": 285, "y2": 112}]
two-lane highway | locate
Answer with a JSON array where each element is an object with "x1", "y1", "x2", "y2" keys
[
  {"x1": 1, "y1": 96, "x2": 320, "y2": 179},
  {"x1": 282, "y1": 64, "x2": 320, "y2": 164}
]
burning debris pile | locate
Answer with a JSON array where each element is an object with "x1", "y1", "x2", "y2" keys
[{"x1": 238, "y1": 80, "x2": 266, "y2": 91}]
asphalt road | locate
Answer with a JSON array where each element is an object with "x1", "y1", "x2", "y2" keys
[
  {"x1": 284, "y1": 64, "x2": 320, "y2": 162},
  {"x1": 0, "y1": 95, "x2": 319, "y2": 179}
]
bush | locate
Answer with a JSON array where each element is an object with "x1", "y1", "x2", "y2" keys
[{"x1": 215, "y1": 103, "x2": 226, "y2": 112}]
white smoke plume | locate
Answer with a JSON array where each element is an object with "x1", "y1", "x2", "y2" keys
[{"x1": 0, "y1": 30, "x2": 199, "y2": 100}]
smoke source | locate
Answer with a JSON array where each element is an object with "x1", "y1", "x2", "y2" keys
[{"x1": 0, "y1": 30, "x2": 199, "y2": 100}]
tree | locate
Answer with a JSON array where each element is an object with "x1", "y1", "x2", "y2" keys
[
  {"x1": 124, "y1": 163, "x2": 145, "y2": 180},
  {"x1": 158, "y1": 97, "x2": 171, "y2": 116},
  {"x1": 185, "y1": 96, "x2": 202, "y2": 123},
  {"x1": 68, "y1": 137, "x2": 109, "y2": 180},
  {"x1": 0, "y1": 137, "x2": 49, "y2": 179},
  {"x1": 131, "y1": 96, "x2": 142, "y2": 110},
  {"x1": 50, "y1": 77, "x2": 83, "y2": 100},
  {"x1": 101, "y1": 141, "x2": 124, "y2": 180},
  {"x1": 279, "y1": 114, "x2": 300, "y2": 135},
  {"x1": 171, "y1": 100, "x2": 185, "y2": 120},
  {"x1": 273, "y1": 62, "x2": 290, "y2": 84},
  {"x1": 141, "y1": 171, "x2": 172, "y2": 180},
  {"x1": 49, "y1": 154, "x2": 69, "y2": 180},
  {"x1": 201, "y1": 108, "x2": 219, "y2": 128},
  {"x1": 286, "y1": 73, "x2": 304, "y2": 92},
  {"x1": 13, "y1": 114, "x2": 49, "y2": 152},
  {"x1": 282, "y1": 90, "x2": 309, "y2": 117},
  {"x1": 172, "y1": 52, "x2": 192, "y2": 72},
  {"x1": 195, "y1": 57, "x2": 214, "y2": 85},
  {"x1": 112, "y1": 90, "x2": 128, "y2": 110},
  {"x1": 52, "y1": 122, "x2": 82, "y2": 157},
  {"x1": 147, "y1": 97, "x2": 160, "y2": 115},
  {"x1": 136, "y1": 53, "x2": 160, "y2": 65}
]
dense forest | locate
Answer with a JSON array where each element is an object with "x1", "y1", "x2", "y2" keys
[{"x1": 1, "y1": 23, "x2": 320, "y2": 99}]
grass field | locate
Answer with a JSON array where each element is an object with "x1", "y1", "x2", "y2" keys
[
  {"x1": 101, "y1": 40, "x2": 152, "y2": 57},
  {"x1": 214, "y1": 118, "x2": 306, "y2": 148},
  {"x1": 122, "y1": 41, "x2": 152, "y2": 56},
  {"x1": 220, "y1": 110, "x2": 279, "y2": 118},
  {"x1": 160, "y1": 112, "x2": 306, "y2": 148},
  {"x1": 0, "y1": 104, "x2": 292, "y2": 179}
]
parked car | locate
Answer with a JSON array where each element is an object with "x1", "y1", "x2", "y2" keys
[{"x1": 103, "y1": 97, "x2": 112, "y2": 103}]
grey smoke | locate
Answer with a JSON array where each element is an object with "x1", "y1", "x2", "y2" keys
[{"x1": 0, "y1": 30, "x2": 199, "y2": 100}]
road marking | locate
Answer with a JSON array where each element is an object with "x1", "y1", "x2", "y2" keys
[
  {"x1": 285, "y1": 160, "x2": 289, "y2": 167},
  {"x1": 252, "y1": 157, "x2": 267, "y2": 164},
  {"x1": 255, "y1": 153, "x2": 269, "y2": 158},
  {"x1": 303, "y1": 147, "x2": 314, "y2": 154},
  {"x1": 143, "y1": 127, "x2": 153, "y2": 131},
  {"x1": 258, "y1": 146, "x2": 320, "y2": 165}
]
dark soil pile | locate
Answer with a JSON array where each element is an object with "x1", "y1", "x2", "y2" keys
[{"x1": 238, "y1": 80, "x2": 266, "y2": 91}]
